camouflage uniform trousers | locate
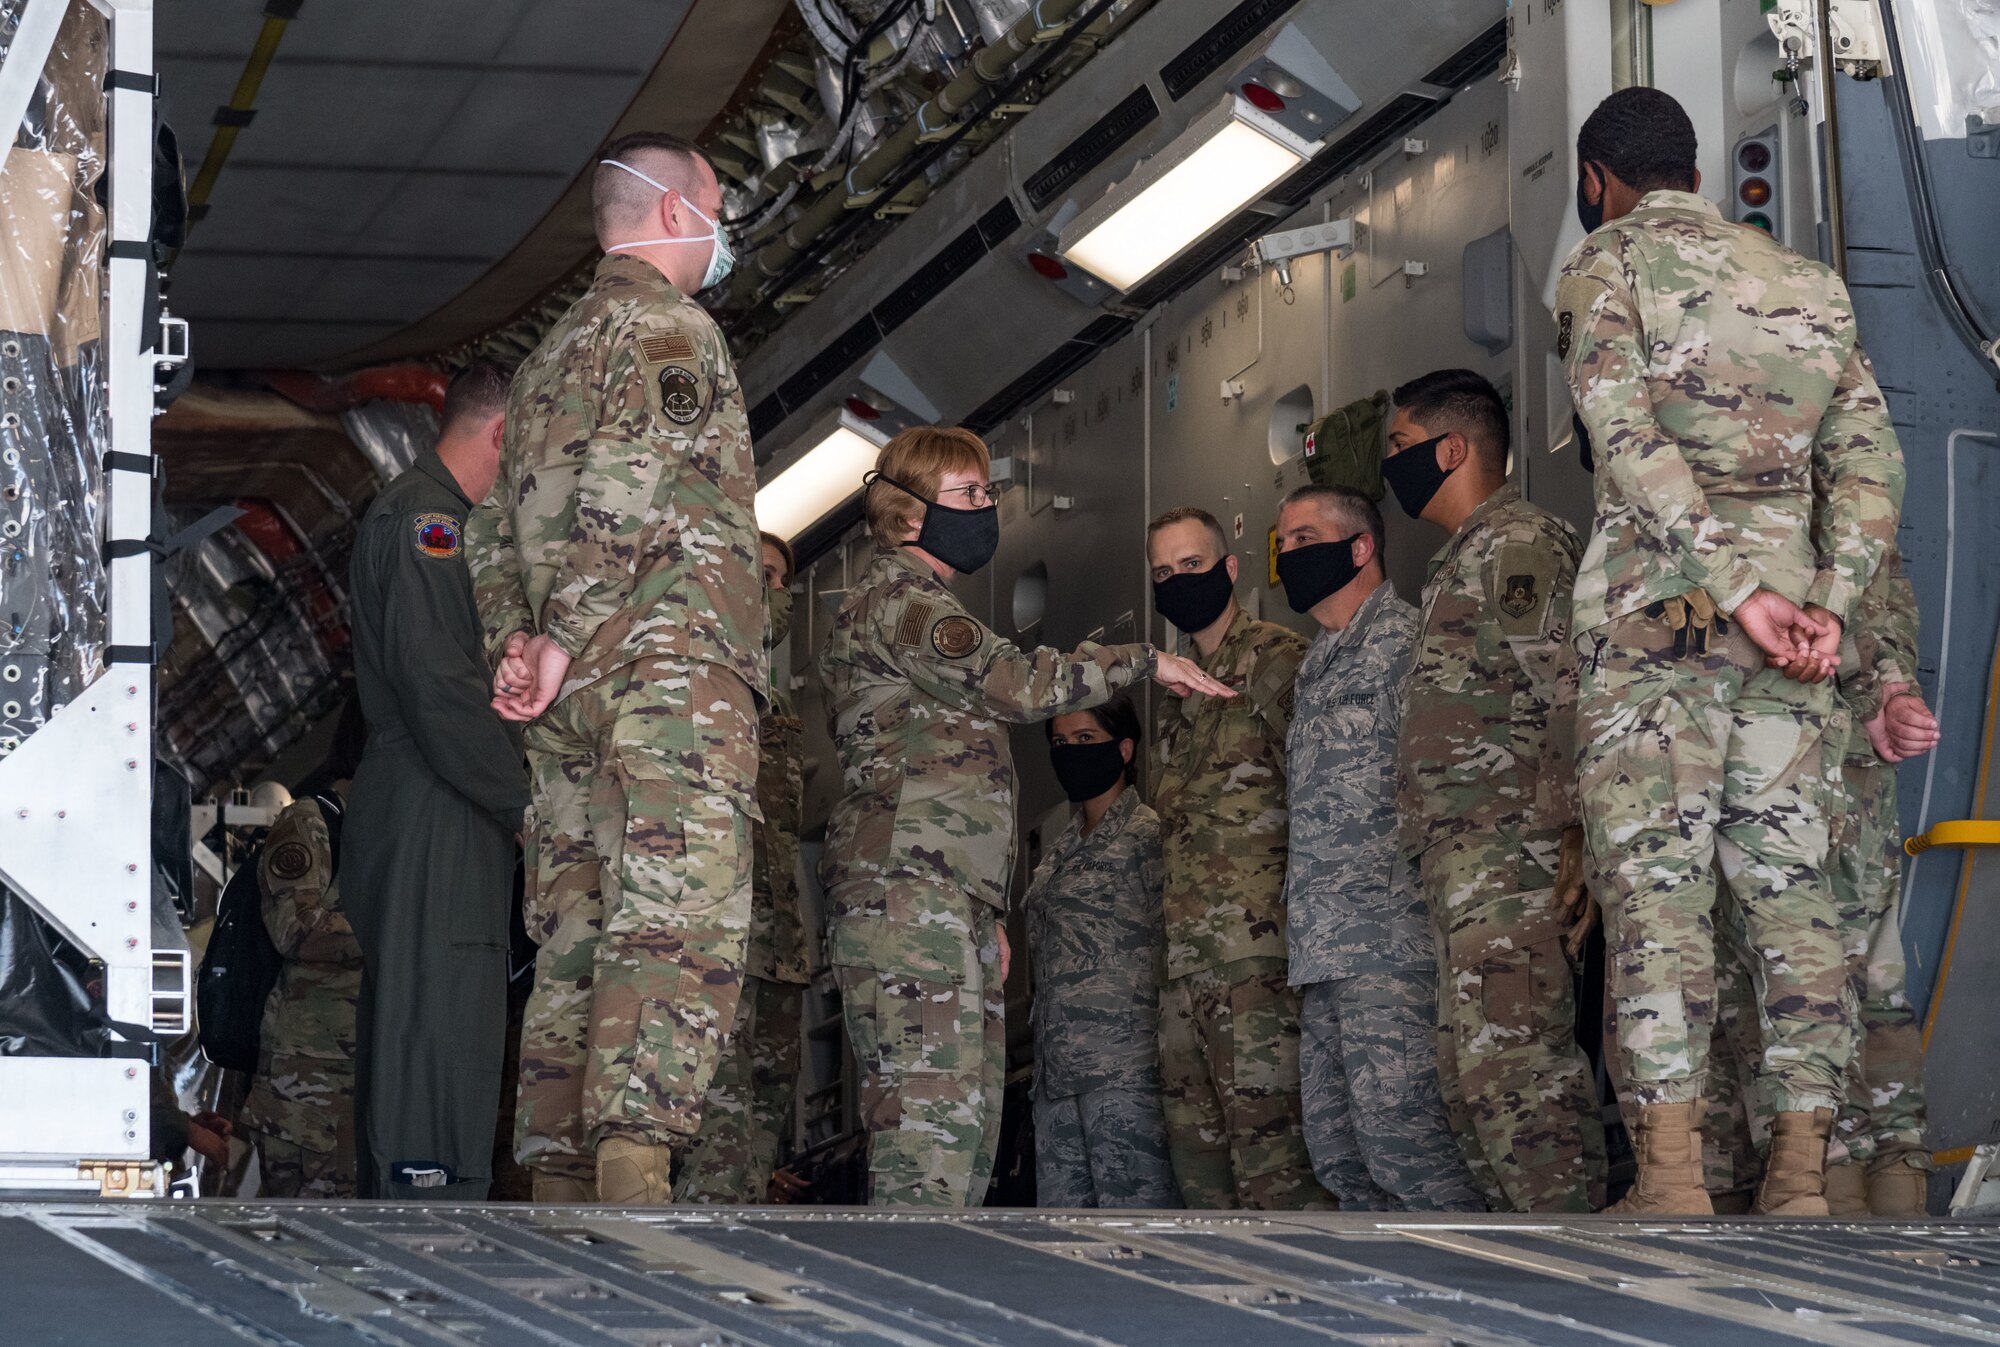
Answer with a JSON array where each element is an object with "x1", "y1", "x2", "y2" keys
[
  {"x1": 1604, "y1": 897, "x2": 1769, "y2": 1199},
  {"x1": 515, "y1": 656, "x2": 759, "y2": 1185},
  {"x1": 1575, "y1": 610, "x2": 1854, "y2": 1113},
  {"x1": 1033, "y1": 1085, "x2": 1181, "y2": 1209},
  {"x1": 1420, "y1": 836, "x2": 1604, "y2": 1213},
  {"x1": 675, "y1": 973, "x2": 805, "y2": 1203},
  {"x1": 1828, "y1": 755, "x2": 1929, "y2": 1171},
  {"x1": 1157, "y1": 958, "x2": 1331, "y2": 1210},
  {"x1": 249, "y1": 1131, "x2": 357, "y2": 1199},
  {"x1": 827, "y1": 878, "x2": 1006, "y2": 1208},
  {"x1": 1300, "y1": 968, "x2": 1486, "y2": 1211}
]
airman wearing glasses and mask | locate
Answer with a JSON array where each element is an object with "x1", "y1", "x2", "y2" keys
[{"x1": 818, "y1": 426, "x2": 1233, "y2": 1208}]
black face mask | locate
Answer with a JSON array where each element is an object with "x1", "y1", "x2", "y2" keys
[
  {"x1": 868, "y1": 471, "x2": 999, "y2": 575},
  {"x1": 1277, "y1": 533, "x2": 1363, "y2": 614},
  {"x1": 1381, "y1": 432, "x2": 1453, "y2": 519},
  {"x1": 1576, "y1": 162, "x2": 1604, "y2": 234},
  {"x1": 1153, "y1": 560, "x2": 1234, "y2": 634},
  {"x1": 1049, "y1": 738, "x2": 1128, "y2": 803}
]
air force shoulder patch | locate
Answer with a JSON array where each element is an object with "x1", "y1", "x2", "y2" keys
[
  {"x1": 931, "y1": 615, "x2": 983, "y2": 660},
  {"x1": 413, "y1": 512, "x2": 461, "y2": 558},
  {"x1": 658, "y1": 365, "x2": 704, "y2": 424}
]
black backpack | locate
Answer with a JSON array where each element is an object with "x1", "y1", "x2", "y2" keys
[{"x1": 196, "y1": 794, "x2": 342, "y2": 1072}]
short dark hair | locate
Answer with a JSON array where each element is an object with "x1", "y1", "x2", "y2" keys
[
  {"x1": 1279, "y1": 483, "x2": 1385, "y2": 558},
  {"x1": 1393, "y1": 368, "x2": 1509, "y2": 469},
  {"x1": 441, "y1": 357, "x2": 513, "y2": 434},
  {"x1": 1147, "y1": 506, "x2": 1229, "y2": 559},
  {"x1": 1577, "y1": 86, "x2": 1698, "y2": 194},
  {"x1": 1045, "y1": 694, "x2": 1144, "y2": 785},
  {"x1": 759, "y1": 531, "x2": 795, "y2": 583},
  {"x1": 593, "y1": 131, "x2": 708, "y2": 238}
]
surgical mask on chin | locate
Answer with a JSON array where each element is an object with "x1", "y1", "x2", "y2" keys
[
  {"x1": 599, "y1": 158, "x2": 736, "y2": 291},
  {"x1": 766, "y1": 584, "x2": 794, "y2": 648},
  {"x1": 865, "y1": 470, "x2": 1000, "y2": 575}
]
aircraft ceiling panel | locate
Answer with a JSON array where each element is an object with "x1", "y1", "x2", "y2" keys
[{"x1": 158, "y1": 0, "x2": 696, "y2": 369}]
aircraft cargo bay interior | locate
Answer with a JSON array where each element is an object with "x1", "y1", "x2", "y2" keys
[{"x1": 1, "y1": 0, "x2": 1999, "y2": 1343}]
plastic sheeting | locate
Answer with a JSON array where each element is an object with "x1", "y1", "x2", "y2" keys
[
  {"x1": 1896, "y1": 0, "x2": 2000, "y2": 139},
  {"x1": 0, "y1": 0, "x2": 107, "y2": 759},
  {"x1": 339, "y1": 397, "x2": 436, "y2": 484}
]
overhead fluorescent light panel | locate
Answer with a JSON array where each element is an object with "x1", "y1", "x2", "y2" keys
[
  {"x1": 1056, "y1": 95, "x2": 1320, "y2": 294},
  {"x1": 755, "y1": 407, "x2": 891, "y2": 543}
]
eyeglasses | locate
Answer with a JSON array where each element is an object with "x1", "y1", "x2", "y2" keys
[{"x1": 938, "y1": 482, "x2": 996, "y2": 509}]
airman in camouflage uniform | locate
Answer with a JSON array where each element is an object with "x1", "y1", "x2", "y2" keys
[
  {"x1": 1277, "y1": 487, "x2": 1483, "y2": 1211},
  {"x1": 237, "y1": 796, "x2": 361, "y2": 1198},
  {"x1": 679, "y1": 541, "x2": 812, "y2": 1203},
  {"x1": 1147, "y1": 511, "x2": 1325, "y2": 1211},
  {"x1": 821, "y1": 534, "x2": 1157, "y2": 1206},
  {"x1": 1024, "y1": 784, "x2": 1179, "y2": 1208},
  {"x1": 1562, "y1": 88, "x2": 1903, "y2": 1214},
  {"x1": 465, "y1": 136, "x2": 766, "y2": 1203},
  {"x1": 1388, "y1": 372, "x2": 1602, "y2": 1213}
]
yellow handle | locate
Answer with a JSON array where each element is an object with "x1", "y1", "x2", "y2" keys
[{"x1": 1905, "y1": 820, "x2": 2000, "y2": 856}]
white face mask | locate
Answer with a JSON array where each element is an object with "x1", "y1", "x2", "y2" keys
[{"x1": 599, "y1": 158, "x2": 736, "y2": 292}]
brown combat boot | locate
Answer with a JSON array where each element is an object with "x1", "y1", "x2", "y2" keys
[
  {"x1": 1866, "y1": 1152, "x2": 1931, "y2": 1218},
  {"x1": 531, "y1": 1174, "x2": 598, "y2": 1203},
  {"x1": 1606, "y1": 1100, "x2": 1714, "y2": 1216},
  {"x1": 597, "y1": 1136, "x2": 674, "y2": 1205},
  {"x1": 1824, "y1": 1160, "x2": 1869, "y2": 1216},
  {"x1": 1752, "y1": 1108, "x2": 1835, "y2": 1215}
]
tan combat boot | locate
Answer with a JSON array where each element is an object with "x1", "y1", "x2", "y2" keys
[
  {"x1": 1866, "y1": 1152, "x2": 1931, "y2": 1218},
  {"x1": 1823, "y1": 1160, "x2": 1869, "y2": 1216},
  {"x1": 597, "y1": 1136, "x2": 674, "y2": 1205},
  {"x1": 531, "y1": 1174, "x2": 598, "y2": 1204},
  {"x1": 1606, "y1": 1100, "x2": 1714, "y2": 1216},
  {"x1": 1752, "y1": 1108, "x2": 1835, "y2": 1216}
]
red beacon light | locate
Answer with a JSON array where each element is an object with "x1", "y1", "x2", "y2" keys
[
  {"x1": 1028, "y1": 251, "x2": 1070, "y2": 281},
  {"x1": 844, "y1": 396, "x2": 883, "y2": 420},
  {"x1": 1240, "y1": 81, "x2": 1285, "y2": 113}
]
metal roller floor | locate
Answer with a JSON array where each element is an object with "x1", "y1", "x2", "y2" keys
[{"x1": 8, "y1": 1204, "x2": 2000, "y2": 1346}]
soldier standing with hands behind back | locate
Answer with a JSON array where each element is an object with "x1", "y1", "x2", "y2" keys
[
  {"x1": 468, "y1": 132, "x2": 766, "y2": 1205},
  {"x1": 1561, "y1": 88, "x2": 1904, "y2": 1215}
]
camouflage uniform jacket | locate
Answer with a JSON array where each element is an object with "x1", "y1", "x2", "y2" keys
[
  {"x1": 748, "y1": 687, "x2": 811, "y2": 984},
  {"x1": 465, "y1": 252, "x2": 767, "y2": 708},
  {"x1": 239, "y1": 798, "x2": 361, "y2": 1156},
  {"x1": 819, "y1": 546, "x2": 1155, "y2": 911},
  {"x1": 1023, "y1": 789, "x2": 1167, "y2": 1097},
  {"x1": 1556, "y1": 190, "x2": 1904, "y2": 632},
  {"x1": 1285, "y1": 583, "x2": 1435, "y2": 985},
  {"x1": 1150, "y1": 608, "x2": 1306, "y2": 980},
  {"x1": 1397, "y1": 485, "x2": 1582, "y2": 861}
]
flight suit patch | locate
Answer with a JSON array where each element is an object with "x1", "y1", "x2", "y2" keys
[
  {"x1": 931, "y1": 615, "x2": 983, "y2": 660},
  {"x1": 267, "y1": 841, "x2": 313, "y2": 882},
  {"x1": 658, "y1": 365, "x2": 704, "y2": 424},
  {"x1": 412, "y1": 512, "x2": 460, "y2": 558},
  {"x1": 895, "y1": 600, "x2": 935, "y2": 648},
  {"x1": 1500, "y1": 572, "x2": 1539, "y2": 619}
]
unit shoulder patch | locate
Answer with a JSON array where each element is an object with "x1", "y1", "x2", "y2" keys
[
  {"x1": 267, "y1": 841, "x2": 313, "y2": 882},
  {"x1": 657, "y1": 365, "x2": 705, "y2": 425},
  {"x1": 1556, "y1": 310, "x2": 1573, "y2": 360},
  {"x1": 894, "y1": 599, "x2": 936, "y2": 649},
  {"x1": 931, "y1": 614, "x2": 984, "y2": 660},
  {"x1": 412, "y1": 511, "x2": 461, "y2": 559},
  {"x1": 1499, "y1": 572, "x2": 1539, "y2": 619}
]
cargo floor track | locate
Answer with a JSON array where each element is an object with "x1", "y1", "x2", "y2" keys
[{"x1": 10, "y1": 1203, "x2": 2000, "y2": 1345}]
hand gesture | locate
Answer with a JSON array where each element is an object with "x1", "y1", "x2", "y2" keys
[
  {"x1": 1735, "y1": 589, "x2": 1832, "y2": 676},
  {"x1": 1553, "y1": 824, "x2": 1589, "y2": 927},
  {"x1": 1865, "y1": 683, "x2": 1941, "y2": 763},
  {"x1": 1154, "y1": 651, "x2": 1239, "y2": 700},
  {"x1": 493, "y1": 634, "x2": 571, "y2": 722}
]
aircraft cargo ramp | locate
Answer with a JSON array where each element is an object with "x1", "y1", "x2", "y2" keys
[{"x1": 8, "y1": 1204, "x2": 2000, "y2": 1346}]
